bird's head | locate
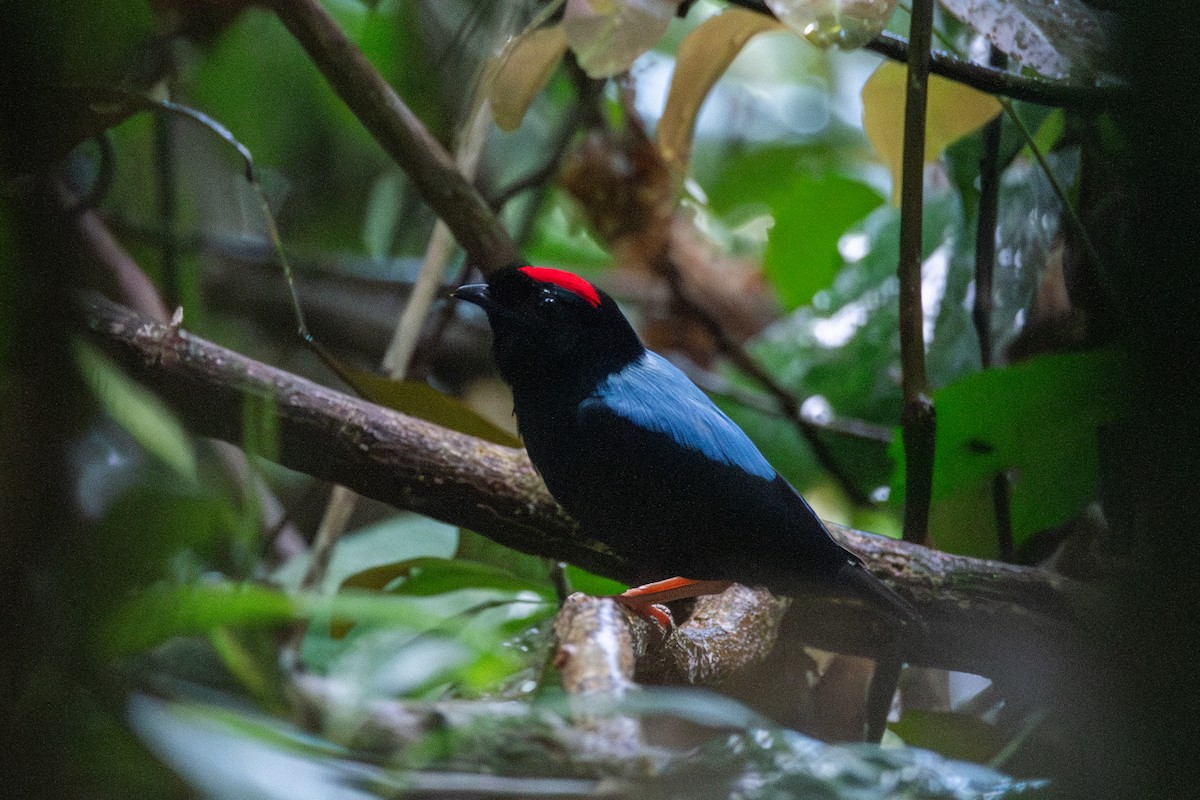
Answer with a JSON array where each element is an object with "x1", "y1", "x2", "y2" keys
[{"x1": 453, "y1": 265, "x2": 644, "y2": 394}]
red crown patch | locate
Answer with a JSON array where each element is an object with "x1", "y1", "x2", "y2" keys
[{"x1": 519, "y1": 266, "x2": 601, "y2": 308}]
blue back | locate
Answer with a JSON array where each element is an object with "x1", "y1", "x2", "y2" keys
[{"x1": 590, "y1": 352, "x2": 776, "y2": 481}]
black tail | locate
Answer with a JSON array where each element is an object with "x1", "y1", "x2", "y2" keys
[{"x1": 835, "y1": 560, "x2": 922, "y2": 632}]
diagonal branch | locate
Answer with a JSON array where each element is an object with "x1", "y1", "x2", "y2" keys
[
  {"x1": 83, "y1": 293, "x2": 1090, "y2": 680},
  {"x1": 267, "y1": 0, "x2": 518, "y2": 272}
]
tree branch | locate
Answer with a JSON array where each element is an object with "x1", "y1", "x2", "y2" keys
[
  {"x1": 83, "y1": 294, "x2": 1090, "y2": 680},
  {"x1": 722, "y1": 0, "x2": 1122, "y2": 110}
]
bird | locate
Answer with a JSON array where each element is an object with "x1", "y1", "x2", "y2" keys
[{"x1": 453, "y1": 264, "x2": 917, "y2": 628}]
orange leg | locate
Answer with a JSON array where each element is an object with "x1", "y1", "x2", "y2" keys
[{"x1": 609, "y1": 577, "x2": 734, "y2": 627}]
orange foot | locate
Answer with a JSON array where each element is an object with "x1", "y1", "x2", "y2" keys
[{"x1": 609, "y1": 577, "x2": 734, "y2": 628}]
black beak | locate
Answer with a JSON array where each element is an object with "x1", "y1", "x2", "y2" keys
[{"x1": 451, "y1": 282, "x2": 493, "y2": 310}]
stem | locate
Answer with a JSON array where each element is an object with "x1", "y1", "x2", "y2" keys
[
  {"x1": 897, "y1": 0, "x2": 936, "y2": 545},
  {"x1": 973, "y1": 46, "x2": 1016, "y2": 560},
  {"x1": 972, "y1": 49, "x2": 1004, "y2": 371},
  {"x1": 154, "y1": 112, "x2": 181, "y2": 307}
]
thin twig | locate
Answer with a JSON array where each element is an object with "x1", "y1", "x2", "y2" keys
[
  {"x1": 973, "y1": 50, "x2": 1004, "y2": 371},
  {"x1": 896, "y1": 0, "x2": 936, "y2": 545},
  {"x1": 864, "y1": 658, "x2": 901, "y2": 742},
  {"x1": 153, "y1": 108, "x2": 180, "y2": 307}
]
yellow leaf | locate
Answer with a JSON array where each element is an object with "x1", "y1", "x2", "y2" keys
[
  {"x1": 342, "y1": 368, "x2": 522, "y2": 449},
  {"x1": 862, "y1": 60, "x2": 1002, "y2": 204},
  {"x1": 487, "y1": 24, "x2": 569, "y2": 132},
  {"x1": 657, "y1": 8, "x2": 785, "y2": 175}
]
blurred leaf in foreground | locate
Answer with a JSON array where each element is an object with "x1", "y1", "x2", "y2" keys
[{"x1": 77, "y1": 341, "x2": 198, "y2": 483}]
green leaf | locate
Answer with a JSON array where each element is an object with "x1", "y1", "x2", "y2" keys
[
  {"x1": 104, "y1": 578, "x2": 472, "y2": 658},
  {"x1": 1022, "y1": 108, "x2": 1066, "y2": 162},
  {"x1": 272, "y1": 513, "x2": 459, "y2": 593},
  {"x1": 723, "y1": 188, "x2": 962, "y2": 498},
  {"x1": 327, "y1": 539, "x2": 549, "y2": 641},
  {"x1": 344, "y1": 557, "x2": 554, "y2": 600},
  {"x1": 77, "y1": 341, "x2": 198, "y2": 482},
  {"x1": 892, "y1": 348, "x2": 1127, "y2": 556},
  {"x1": 704, "y1": 145, "x2": 885, "y2": 309},
  {"x1": 523, "y1": 190, "x2": 613, "y2": 270},
  {"x1": 762, "y1": 173, "x2": 884, "y2": 309},
  {"x1": 890, "y1": 710, "x2": 1006, "y2": 764},
  {"x1": 102, "y1": 583, "x2": 298, "y2": 657},
  {"x1": 564, "y1": 564, "x2": 628, "y2": 596},
  {"x1": 456, "y1": 528, "x2": 553, "y2": 586},
  {"x1": 343, "y1": 367, "x2": 522, "y2": 448}
]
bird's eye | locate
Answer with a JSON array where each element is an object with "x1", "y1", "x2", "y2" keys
[{"x1": 538, "y1": 291, "x2": 557, "y2": 315}]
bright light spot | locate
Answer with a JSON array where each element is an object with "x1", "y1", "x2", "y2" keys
[
  {"x1": 921, "y1": 243, "x2": 951, "y2": 346},
  {"x1": 684, "y1": 177, "x2": 709, "y2": 205},
  {"x1": 871, "y1": 485, "x2": 891, "y2": 502},
  {"x1": 800, "y1": 394, "x2": 833, "y2": 425},
  {"x1": 838, "y1": 231, "x2": 870, "y2": 263},
  {"x1": 812, "y1": 299, "x2": 869, "y2": 348}
]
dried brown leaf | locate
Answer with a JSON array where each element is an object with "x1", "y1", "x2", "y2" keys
[{"x1": 656, "y1": 8, "x2": 783, "y2": 175}]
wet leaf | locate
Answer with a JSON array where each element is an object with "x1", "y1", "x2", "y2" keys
[
  {"x1": 563, "y1": 0, "x2": 677, "y2": 79},
  {"x1": 343, "y1": 367, "x2": 522, "y2": 448},
  {"x1": 862, "y1": 60, "x2": 1002, "y2": 204},
  {"x1": 766, "y1": 0, "x2": 897, "y2": 50},
  {"x1": 657, "y1": 8, "x2": 784, "y2": 174},
  {"x1": 940, "y1": 0, "x2": 1111, "y2": 80},
  {"x1": 488, "y1": 24, "x2": 569, "y2": 132},
  {"x1": 728, "y1": 189, "x2": 963, "y2": 496}
]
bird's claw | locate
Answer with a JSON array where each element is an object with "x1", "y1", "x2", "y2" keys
[{"x1": 611, "y1": 595, "x2": 674, "y2": 630}]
